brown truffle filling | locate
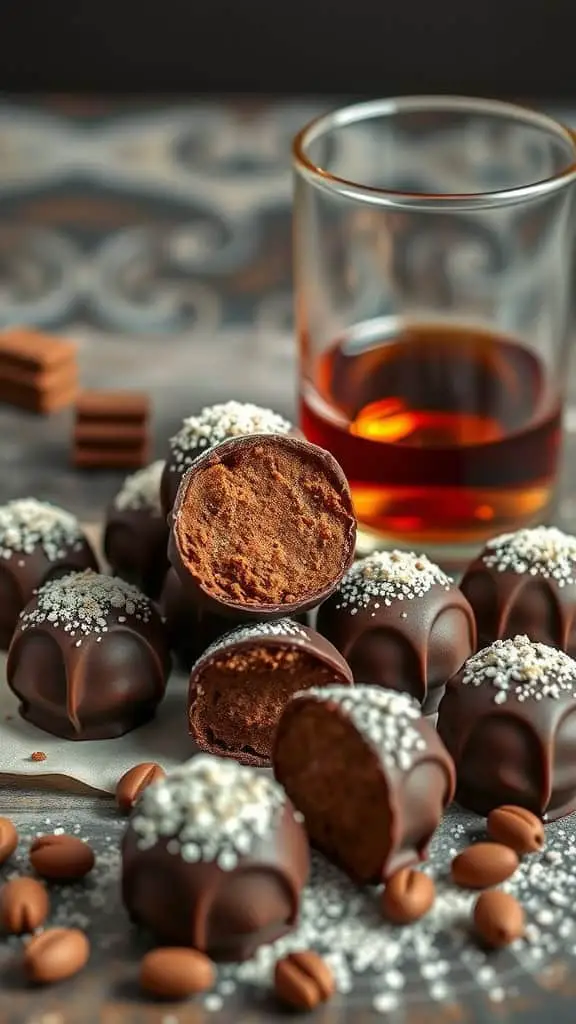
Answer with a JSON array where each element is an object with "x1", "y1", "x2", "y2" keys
[
  {"x1": 274, "y1": 703, "x2": 392, "y2": 882},
  {"x1": 175, "y1": 442, "x2": 353, "y2": 606},
  {"x1": 190, "y1": 646, "x2": 337, "y2": 762}
]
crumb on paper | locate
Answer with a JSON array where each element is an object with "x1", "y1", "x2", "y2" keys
[{"x1": 30, "y1": 751, "x2": 47, "y2": 762}]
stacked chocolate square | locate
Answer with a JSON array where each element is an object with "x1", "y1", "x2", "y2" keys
[
  {"x1": 0, "y1": 327, "x2": 77, "y2": 413},
  {"x1": 73, "y1": 391, "x2": 150, "y2": 469}
]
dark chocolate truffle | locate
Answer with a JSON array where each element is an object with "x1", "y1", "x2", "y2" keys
[
  {"x1": 317, "y1": 551, "x2": 476, "y2": 715},
  {"x1": 460, "y1": 526, "x2": 576, "y2": 656},
  {"x1": 160, "y1": 567, "x2": 233, "y2": 672},
  {"x1": 437, "y1": 634, "x2": 576, "y2": 821},
  {"x1": 160, "y1": 401, "x2": 294, "y2": 516},
  {"x1": 273, "y1": 685, "x2": 455, "y2": 883},
  {"x1": 189, "y1": 619, "x2": 353, "y2": 767},
  {"x1": 122, "y1": 755, "x2": 310, "y2": 960},
  {"x1": 7, "y1": 570, "x2": 170, "y2": 740},
  {"x1": 169, "y1": 433, "x2": 357, "y2": 620},
  {"x1": 104, "y1": 460, "x2": 169, "y2": 601},
  {"x1": 0, "y1": 498, "x2": 98, "y2": 650}
]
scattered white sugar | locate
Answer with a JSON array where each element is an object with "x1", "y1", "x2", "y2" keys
[
  {"x1": 131, "y1": 755, "x2": 288, "y2": 870},
  {"x1": 204, "y1": 995, "x2": 223, "y2": 1012},
  {"x1": 193, "y1": 618, "x2": 310, "y2": 668},
  {"x1": 461, "y1": 635, "x2": 576, "y2": 704},
  {"x1": 113, "y1": 460, "x2": 165, "y2": 514},
  {"x1": 292, "y1": 685, "x2": 427, "y2": 773},
  {"x1": 333, "y1": 550, "x2": 453, "y2": 611},
  {"x1": 168, "y1": 401, "x2": 292, "y2": 470},
  {"x1": 0, "y1": 498, "x2": 85, "y2": 562},
  {"x1": 482, "y1": 525, "x2": 576, "y2": 586},
  {"x1": 19, "y1": 569, "x2": 152, "y2": 641}
]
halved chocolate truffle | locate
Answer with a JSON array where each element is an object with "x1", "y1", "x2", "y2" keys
[
  {"x1": 0, "y1": 498, "x2": 98, "y2": 650},
  {"x1": 160, "y1": 401, "x2": 295, "y2": 516},
  {"x1": 122, "y1": 755, "x2": 310, "y2": 960},
  {"x1": 189, "y1": 619, "x2": 353, "y2": 767},
  {"x1": 104, "y1": 460, "x2": 169, "y2": 601},
  {"x1": 7, "y1": 570, "x2": 170, "y2": 740},
  {"x1": 273, "y1": 685, "x2": 455, "y2": 883},
  {"x1": 317, "y1": 551, "x2": 476, "y2": 715},
  {"x1": 169, "y1": 434, "x2": 357, "y2": 620},
  {"x1": 460, "y1": 526, "x2": 576, "y2": 655},
  {"x1": 438, "y1": 634, "x2": 576, "y2": 821}
]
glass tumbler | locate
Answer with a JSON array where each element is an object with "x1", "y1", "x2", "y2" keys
[{"x1": 293, "y1": 96, "x2": 576, "y2": 563}]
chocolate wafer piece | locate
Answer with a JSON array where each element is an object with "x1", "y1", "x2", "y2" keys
[
  {"x1": 0, "y1": 327, "x2": 78, "y2": 413},
  {"x1": 73, "y1": 390, "x2": 151, "y2": 469}
]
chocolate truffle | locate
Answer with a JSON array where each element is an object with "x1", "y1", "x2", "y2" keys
[
  {"x1": 273, "y1": 685, "x2": 455, "y2": 883},
  {"x1": 160, "y1": 401, "x2": 295, "y2": 516},
  {"x1": 460, "y1": 526, "x2": 576, "y2": 655},
  {"x1": 189, "y1": 619, "x2": 353, "y2": 767},
  {"x1": 7, "y1": 570, "x2": 170, "y2": 740},
  {"x1": 317, "y1": 551, "x2": 476, "y2": 715},
  {"x1": 122, "y1": 755, "x2": 309, "y2": 960},
  {"x1": 438, "y1": 634, "x2": 576, "y2": 821},
  {"x1": 160, "y1": 567, "x2": 236, "y2": 672},
  {"x1": 104, "y1": 460, "x2": 169, "y2": 601},
  {"x1": 0, "y1": 498, "x2": 98, "y2": 650},
  {"x1": 169, "y1": 434, "x2": 357, "y2": 620}
]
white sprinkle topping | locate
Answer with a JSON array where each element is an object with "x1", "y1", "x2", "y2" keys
[
  {"x1": 0, "y1": 498, "x2": 85, "y2": 562},
  {"x1": 294, "y1": 685, "x2": 427, "y2": 773},
  {"x1": 131, "y1": 755, "x2": 288, "y2": 870},
  {"x1": 333, "y1": 551, "x2": 453, "y2": 612},
  {"x1": 195, "y1": 618, "x2": 310, "y2": 667},
  {"x1": 482, "y1": 526, "x2": 576, "y2": 587},
  {"x1": 461, "y1": 635, "x2": 576, "y2": 704},
  {"x1": 19, "y1": 569, "x2": 152, "y2": 640},
  {"x1": 168, "y1": 401, "x2": 292, "y2": 471},
  {"x1": 113, "y1": 460, "x2": 165, "y2": 514}
]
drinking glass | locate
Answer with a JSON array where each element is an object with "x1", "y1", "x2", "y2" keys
[{"x1": 293, "y1": 96, "x2": 576, "y2": 563}]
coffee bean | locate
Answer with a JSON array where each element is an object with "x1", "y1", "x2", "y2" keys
[
  {"x1": 0, "y1": 878, "x2": 49, "y2": 934},
  {"x1": 274, "y1": 951, "x2": 335, "y2": 1010},
  {"x1": 381, "y1": 868, "x2": 436, "y2": 924},
  {"x1": 487, "y1": 805, "x2": 545, "y2": 856},
  {"x1": 0, "y1": 817, "x2": 18, "y2": 864},
  {"x1": 451, "y1": 842, "x2": 519, "y2": 889},
  {"x1": 29, "y1": 834, "x2": 95, "y2": 880},
  {"x1": 473, "y1": 890, "x2": 525, "y2": 948},
  {"x1": 140, "y1": 947, "x2": 215, "y2": 999},
  {"x1": 116, "y1": 762, "x2": 166, "y2": 814},
  {"x1": 24, "y1": 927, "x2": 90, "y2": 984}
]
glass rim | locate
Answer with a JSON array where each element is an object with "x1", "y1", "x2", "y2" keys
[{"x1": 292, "y1": 95, "x2": 576, "y2": 211}]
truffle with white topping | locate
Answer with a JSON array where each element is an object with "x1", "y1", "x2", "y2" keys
[
  {"x1": 7, "y1": 570, "x2": 170, "y2": 740},
  {"x1": 273, "y1": 683, "x2": 455, "y2": 883},
  {"x1": 460, "y1": 525, "x2": 576, "y2": 656},
  {"x1": 160, "y1": 400, "x2": 295, "y2": 515},
  {"x1": 438, "y1": 634, "x2": 576, "y2": 820},
  {"x1": 317, "y1": 551, "x2": 476, "y2": 715},
  {"x1": 0, "y1": 498, "x2": 98, "y2": 649},
  {"x1": 122, "y1": 755, "x2": 310, "y2": 960},
  {"x1": 188, "y1": 619, "x2": 353, "y2": 767},
  {"x1": 104, "y1": 461, "x2": 169, "y2": 600}
]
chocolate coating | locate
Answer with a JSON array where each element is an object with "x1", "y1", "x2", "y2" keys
[
  {"x1": 438, "y1": 634, "x2": 576, "y2": 821},
  {"x1": 273, "y1": 686, "x2": 455, "y2": 884},
  {"x1": 0, "y1": 499, "x2": 98, "y2": 650},
  {"x1": 7, "y1": 570, "x2": 170, "y2": 740},
  {"x1": 168, "y1": 433, "x2": 356, "y2": 621},
  {"x1": 104, "y1": 461, "x2": 169, "y2": 601},
  {"x1": 460, "y1": 526, "x2": 576, "y2": 656},
  {"x1": 122, "y1": 756, "x2": 310, "y2": 961},
  {"x1": 189, "y1": 619, "x2": 353, "y2": 767},
  {"x1": 160, "y1": 567, "x2": 236, "y2": 672},
  {"x1": 317, "y1": 551, "x2": 476, "y2": 715}
]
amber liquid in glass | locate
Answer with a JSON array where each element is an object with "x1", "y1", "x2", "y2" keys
[{"x1": 300, "y1": 321, "x2": 562, "y2": 546}]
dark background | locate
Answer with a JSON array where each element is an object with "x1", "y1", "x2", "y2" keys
[{"x1": 3, "y1": 0, "x2": 575, "y2": 97}]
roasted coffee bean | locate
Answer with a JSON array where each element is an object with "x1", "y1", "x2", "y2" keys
[
  {"x1": 473, "y1": 890, "x2": 525, "y2": 948},
  {"x1": 0, "y1": 877, "x2": 49, "y2": 934},
  {"x1": 116, "y1": 762, "x2": 166, "y2": 814},
  {"x1": 451, "y1": 843, "x2": 519, "y2": 889},
  {"x1": 29, "y1": 834, "x2": 95, "y2": 880},
  {"x1": 0, "y1": 817, "x2": 18, "y2": 864},
  {"x1": 274, "y1": 951, "x2": 335, "y2": 1010},
  {"x1": 24, "y1": 928, "x2": 90, "y2": 983},
  {"x1": 487, "y1": 805, "x2": 545, "y2": 856},
  {"x1": 381, "y1": 868, "x2": 436, "y2": 924},
  {"x1": 140, "y1": 947, "x2": 215, "y2": 999}
]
